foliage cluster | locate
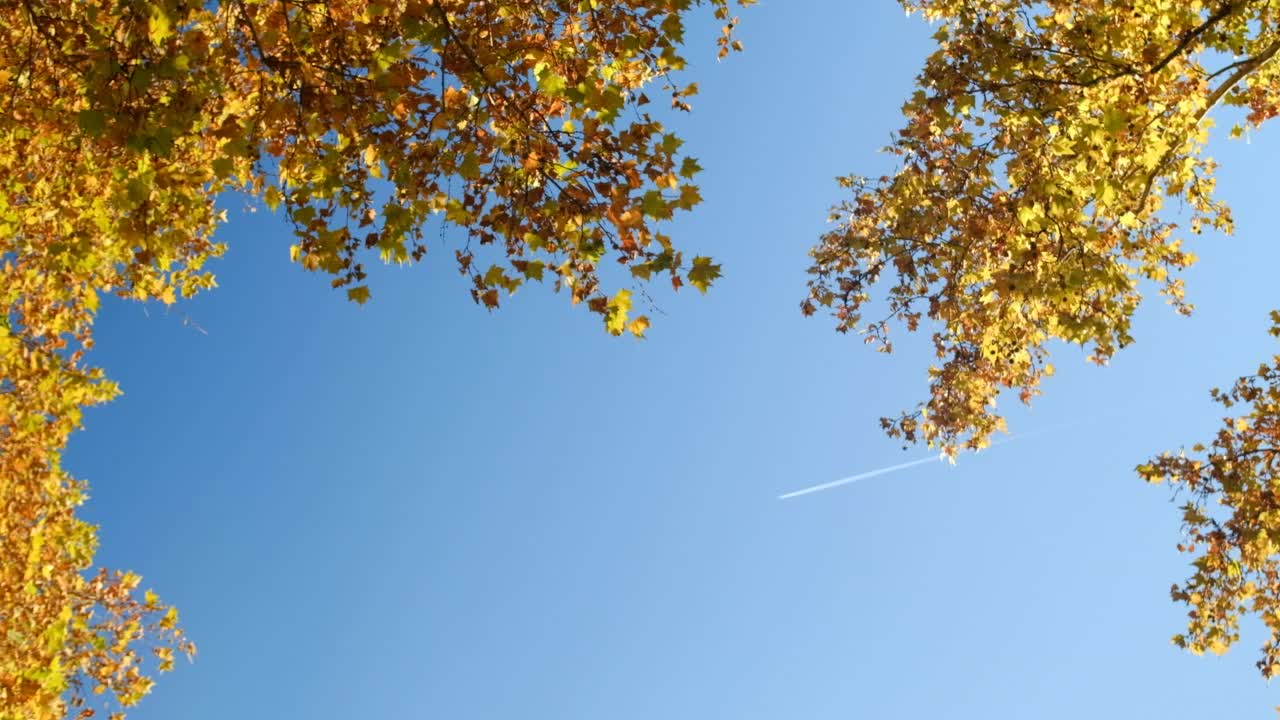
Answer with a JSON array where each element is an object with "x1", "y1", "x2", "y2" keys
[
  {"x1": 805, "y1": 0, "x2": 1280, "y2": 679},
  {"x1": 0, "y1": 0, "x2": 746, "y2": 716}
]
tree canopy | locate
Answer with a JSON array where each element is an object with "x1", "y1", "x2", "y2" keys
[
  {"x1": 0, "y1": 0, "x2": 746, "y2": 717},
  {"x1": 804, "y1": 0, "x2": 1280, "y2": 680},
  {"x1": 10, "y1": 0, "x2": 1280, "y2": 716}
]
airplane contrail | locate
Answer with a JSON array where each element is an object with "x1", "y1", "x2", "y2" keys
[
  {"x1": 778, "y1": 454, "x2": 943, "y2": 500},
  {"x1": 778, "y1": 422, "x2": 1078, "y2": 501}
]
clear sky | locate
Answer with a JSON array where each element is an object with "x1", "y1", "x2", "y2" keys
[{"x1": 67, "y1": 2, "x2": 1280, "y2": 717}]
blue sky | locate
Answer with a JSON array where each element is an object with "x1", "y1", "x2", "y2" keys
[{"x1": 68, "y1": 2, "x2": 1280, "y2": 717}]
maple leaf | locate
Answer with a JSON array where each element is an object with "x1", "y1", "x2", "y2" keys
[
  {"x1": 347, "y1": 286, "x2": 371, "y2": 305},
  {"x1": 687, "y1": 256, "x2": 722, "y2": 293}
]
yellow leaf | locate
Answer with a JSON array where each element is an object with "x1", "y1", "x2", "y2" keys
[
  {"x1": 605, "y1": 289, "x2": 631, "y2": 335},
  {"x1": 147, "y1": 5, "x2": 173, "y2": 45}
]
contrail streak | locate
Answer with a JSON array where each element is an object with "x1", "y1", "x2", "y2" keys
[
  {"x1": 777, "y1": 422, "x2": 1079, "y2": 501},
  {"x1": 777, "y1": 454, "x2": 942, "y2": 500}
]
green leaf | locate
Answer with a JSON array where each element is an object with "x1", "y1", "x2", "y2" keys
[
  {"x1": 537, "y1": 67, "x2": 567, "y2": 95},
  {"x1": 459, "y1": 153, "x2": 481, "y2": 180},
  {"x1": 521, "y1": 260, "x2": 545, "y2": 281},
  {"x1": 126, "y1": 177, "x2": 151, "y2": 205},
  {"x1": 641, "y1": 190, "x2": 667, "y2": 218},
  {"x1": 1102, "y1": 107, "x2": 1128, "y2": 133},
  {"x1": 77, "y1": 110, "x2": 106, "y2": 137},
  {"x1": 211, "y1": 157, "x2": 235, "y2": 178},
  {"x1": 686, "y1": 256, "x2": 721, "y2": 293}
]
